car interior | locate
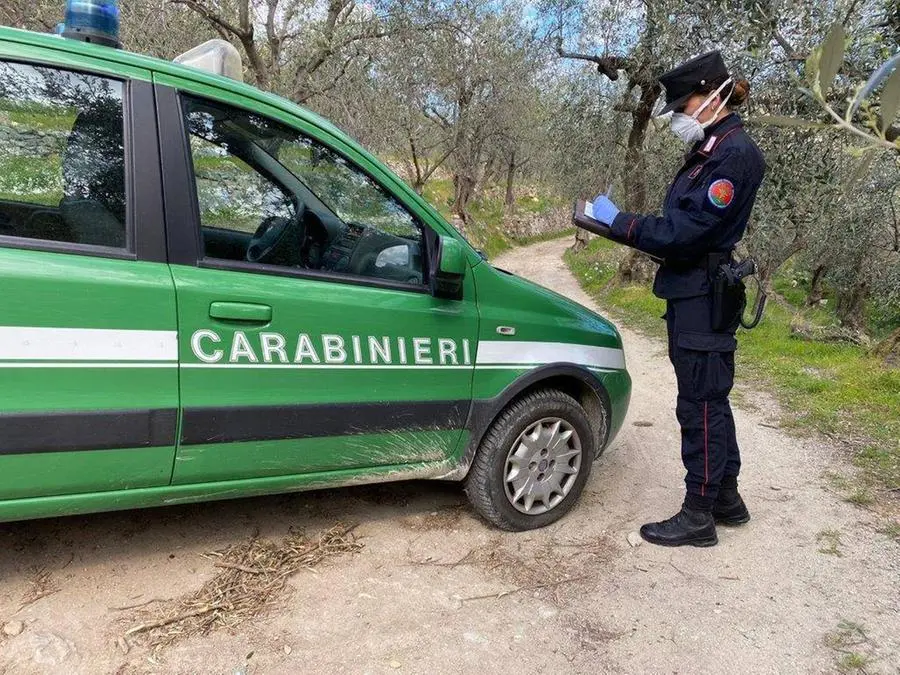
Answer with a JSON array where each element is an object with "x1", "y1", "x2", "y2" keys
[
  {"x1": 185, "y1": 101, "x2": 426, "y2": 286},
  {"x1": 0, "y1": 64, "x2": 425, "y2": 290},
  {"x1": 0, "y1": 98, "x2": 127, "y2": 249}
]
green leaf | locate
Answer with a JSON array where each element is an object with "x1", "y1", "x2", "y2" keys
[
  {"x1": 881, "y1": 64, "x2": 900, "y2": 133},
  {"x1": 754, "y1": 115, "x2": 830, "y2": 129},
  {"x1": 755, "y1": 115, "x2": 809, "y2": 127},
  {"x1": 805, "y1": 48, "x2": 821, "y2": 92},
  {"x1": 818, "y1": 22, "x2": 845, "y2": 96},
  {"x1": 849, "y1": 53, "x2": 900, "y2": 116},
  {"x1": 845, "y1": 148, "x2": 876, "y2": 194}
]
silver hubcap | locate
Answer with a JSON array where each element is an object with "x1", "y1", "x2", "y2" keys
[{"x1": 503, "y1": 417, "x2": 582, "y2": 515}]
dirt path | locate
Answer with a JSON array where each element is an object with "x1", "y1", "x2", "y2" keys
[{"x1": 1, "y1": 237, "x2": 898, "y2": 675}]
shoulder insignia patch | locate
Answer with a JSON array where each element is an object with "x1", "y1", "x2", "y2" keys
[{"x1": 708, "y1": 179, "x2": 735, "y2": 208}]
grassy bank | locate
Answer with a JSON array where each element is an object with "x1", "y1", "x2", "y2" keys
[
  {"x1": 421, "y1": 178, "x2": 568, "y2": 259},
  {"x1": 566, "y1": 237, "x2": 900, "y2": 498}
]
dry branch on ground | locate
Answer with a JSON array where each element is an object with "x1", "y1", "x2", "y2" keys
[{"x1": 124, "y1": 523, "x2": 363, "y2": 649}]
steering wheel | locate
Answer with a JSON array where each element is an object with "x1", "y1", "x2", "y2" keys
[{"x1": 246, "y1": 204, "x2": 305, "y2": 265}]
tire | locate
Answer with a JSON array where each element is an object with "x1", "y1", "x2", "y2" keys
[{"x1": 463, "y1": 389, "x2": 595, "y2": 531}]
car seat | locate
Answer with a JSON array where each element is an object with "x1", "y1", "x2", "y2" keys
[{"x1": 59, "y1": 100, "x2": 127, "y2": 248}]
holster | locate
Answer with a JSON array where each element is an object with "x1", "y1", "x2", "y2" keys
[{"x1": 707, "y1": 253, "x2": 747, "y2": 332}]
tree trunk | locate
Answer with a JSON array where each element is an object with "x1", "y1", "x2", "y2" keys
[
  {"x1": 756, "y1": 233, "x2": 807, "y2": 297},
  {"x1": 452, "y1": 172, "x2": 476, "y2": 223},
  {"x1": 570, "y1": 227, "x2": 592, "y2": 252},
  {"x1": 806, "y1": 264, "x2": 827, "y2": 306},
  {"x1": 481, "y1": 153, "x2": 499, "y2": 190},
  {"x1": 407, "y1": 136, "x2": 425, "y2": 194},
  {"x1": 553, "y1": 35, "x2": 660, "y2": 286},
  {"x1": 613, "y1": 81, "x2": 660, "y2": 286},
  {"x1": 873, "y1": 327, "x2": 900, "y2": 367},
  {"x1": 504, "y1": 153, "x2": 516, "y2": 213},
  {"x1": 616, "y1": 250, "x2": 657, "y2": 284},
  {"x1": 756, "y1": 262, "x2": 774, "y2": 294},
  {"x1": 836, "y1": 280, "x2": 869, "y2": 332},
  {"x1": 620, "y1": 83, "x2": 659, "y2": 214}
]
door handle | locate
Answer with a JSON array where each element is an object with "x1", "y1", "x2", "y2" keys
[{"x1": 209, "y1": 302, "x2": 272, "y2": 323}]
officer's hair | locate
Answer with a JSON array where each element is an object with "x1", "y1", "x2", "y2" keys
[{"x1": 696, "y1": 77, "x2": 750, "y2": 107}]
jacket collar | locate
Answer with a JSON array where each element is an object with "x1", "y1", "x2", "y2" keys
[{"x1": 688, "y1": 112, "x2": 743, "y2": 159}]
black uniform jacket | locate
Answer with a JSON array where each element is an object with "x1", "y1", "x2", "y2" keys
[{"x1": 609, "y1": 113, "x2": 766, "y2": 299}]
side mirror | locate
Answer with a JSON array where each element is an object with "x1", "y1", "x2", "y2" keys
[
  {"x1": 375, "y1": 244, "x2": 410, "y2": 268},
  {"x1": 432, "y1": 236, "x2": 466, "y2": 300}
]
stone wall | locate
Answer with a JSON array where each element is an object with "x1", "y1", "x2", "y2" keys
[
  {"x1": 0, "y1": 122, "x2": 68, "y2": 158},
  {"x1": 503, "y1": 207, "x2": 571, "y2": 240}
]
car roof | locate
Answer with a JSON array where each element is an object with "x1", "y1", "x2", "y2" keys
[
  {"x1": 0, "y1": 26, "x2": 352, "y2": 149},
  {"x1": 0, "y1": 26, "x2": 482, "y2": 262}
]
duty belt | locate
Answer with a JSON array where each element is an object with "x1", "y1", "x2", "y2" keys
[{"x1": 662, "y1": 251, "x2": 734, "y2": 273}]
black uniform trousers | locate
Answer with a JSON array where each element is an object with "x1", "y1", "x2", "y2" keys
[{"x1": 665, "y1": 293, "x2": 740, "y2": 510}]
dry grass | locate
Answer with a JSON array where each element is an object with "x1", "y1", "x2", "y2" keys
[
  {"x1": 409, "y1": 534, "x2": 616, "y2": 606},
  {"x1": 566, "y1": 616, "x2": 623, "y2": 653},
  {"x1": 817, "y1": 528, "x2": 843, "y2": 556},
  {"x1": 400, "y1": 505, "x2": 465, "y2": 532},
  {"x1": 18, "y1": 567, "x2": 60, "y2": 611},
  {"x1": 125, "y1": 523, "x2": 363, "y2": 650}
]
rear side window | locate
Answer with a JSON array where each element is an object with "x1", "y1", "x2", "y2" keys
[{"x1": 0, "y1": 61, "x2": 126, "y2": 249}]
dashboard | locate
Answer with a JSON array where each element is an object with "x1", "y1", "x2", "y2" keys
[{"x1": 321, "y1": 222, "x2": 366, "y2": 273}]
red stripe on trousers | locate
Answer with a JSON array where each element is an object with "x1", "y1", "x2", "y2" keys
[{"x1": 702, "y1": 401, "x2": 709, "y2": 496}]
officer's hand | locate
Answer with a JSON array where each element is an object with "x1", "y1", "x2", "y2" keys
[{"x1": 591, "y1": 195, "x2": 620, "y2": 225}]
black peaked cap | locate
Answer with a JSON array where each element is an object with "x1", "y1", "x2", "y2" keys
[{"x1": 658, "y1": 50, "x2": 730, "y2": 114}]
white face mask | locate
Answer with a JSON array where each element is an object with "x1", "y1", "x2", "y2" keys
[{"x1": 669, "y1": 78, "x2": 734, "y2": 144}]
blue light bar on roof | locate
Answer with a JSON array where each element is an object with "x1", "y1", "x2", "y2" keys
[{"x1": 60, "y1": 0, "x2": 121, "y2": 49}]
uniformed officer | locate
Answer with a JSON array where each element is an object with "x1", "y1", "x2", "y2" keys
[{"x1": 590, "y1": 50, "x2": 766, "y2": 547}]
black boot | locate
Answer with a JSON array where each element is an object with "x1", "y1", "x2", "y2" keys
[
  {"x1": 639, "y1": 506, "x2": 718, "y2": 547},
  {"x1": 713, "y1": 476, "x2": 750, "y2": 525},
  {"x1": 713, "y1": 489, "x2": 750, "y2": 525}
]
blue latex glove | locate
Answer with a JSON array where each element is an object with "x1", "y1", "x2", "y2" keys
[{"x1": 590, "y1": 194, "x2": 620, "y2": 225}]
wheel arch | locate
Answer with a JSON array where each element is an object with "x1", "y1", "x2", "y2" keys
[{"x1": 448, "y1": 363, "x2": 614, "y2": 481}]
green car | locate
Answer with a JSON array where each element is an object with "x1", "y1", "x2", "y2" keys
[{"x1": 0, "y1": 26, "x2": 630, "y2": 530}]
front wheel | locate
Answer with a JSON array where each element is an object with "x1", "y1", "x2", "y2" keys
[{"x1": 464, "y1": 389, "x2": 595, "y2": 531}]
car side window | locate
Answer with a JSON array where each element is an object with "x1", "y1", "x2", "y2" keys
[
  {"x1": 187, "y1": 112, "x2": 294, "y2": 235},
  {"x1": 182, "y1": 95, "x2": 425, "y2": 286},
  {"x1": 0, "y1": 60, "x2": 126, "y2": 249}
]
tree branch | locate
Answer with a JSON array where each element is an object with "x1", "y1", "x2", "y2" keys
[
  {"x1": 890, "y1": 184, "x2": 899, "y2": 252},
  {"x1": 297, "y1": 52, "x2": 368, "y2": 103},
  {"x1": 752, "y1": 2, "x2": 804, "y2": 61},
  {"x1": 266, "y1": 0, "x2": 281, "y2": 67},
  {"x1": 292, "y1": 0, "x2": 389, "y2": 96},
  {"x1": 772, "y1": 28, "x2": 803, "y2": 60},
  {"x1": 423, "y1": 107, "x2": 454, "y2": 130},
  {"x1": 171, "y1": 0, "x2": 270, "y2": 88},
  {"x1": 555, "y1": 41, "x2": 628, "y2": 81},
  {"x1": 169, "y1": 0, "x2": 247, "y2": 38},
  {"x1": 842, "y1": 0, "x2": 863, "y2": 26},
  {"x1": 420, "y1": 145, "x2": 457, "y2": 185}
]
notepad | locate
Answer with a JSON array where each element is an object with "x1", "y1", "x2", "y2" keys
[{"x1": 571, "y1": 198, "x2": 664, "y2": 265}]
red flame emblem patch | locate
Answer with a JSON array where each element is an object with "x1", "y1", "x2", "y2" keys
[{"x1": 708, "y1": 179, "x2": 735, "y2": 208}]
